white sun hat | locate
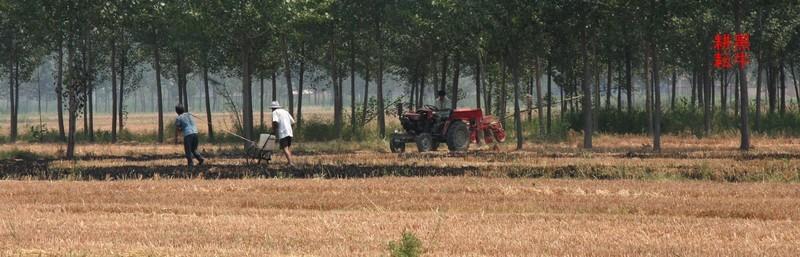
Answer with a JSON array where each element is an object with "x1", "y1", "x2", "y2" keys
[{"x1": 270, "y1": 101, "x2": 282, "y2": 109}]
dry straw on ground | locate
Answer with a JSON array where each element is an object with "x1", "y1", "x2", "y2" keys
[{"x1": 1, "y1": 177, "x2": 798, "y2": 256}]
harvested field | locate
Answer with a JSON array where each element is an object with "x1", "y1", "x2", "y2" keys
[
  {"x1": 1, "y1": 134, "x2": 799, "y2": 256},
  {"x1": 1, "y1": 178, "x2": 798, "y2": 256}
]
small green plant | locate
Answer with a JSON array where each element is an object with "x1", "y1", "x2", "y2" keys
[{"x1": 388, "y1": 231, "x2": 423, "y2": 257}]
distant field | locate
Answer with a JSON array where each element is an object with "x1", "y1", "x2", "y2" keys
[{"x1": 0, "y1": 107, "x2": 342, "y2": 136}]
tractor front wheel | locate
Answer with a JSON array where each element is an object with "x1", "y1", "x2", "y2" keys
[
  {"x1": 415, "y1": 133, "x2": 433, "y2": 152},
  {"x1": 390, "y1": 135, "x2": 406, "y2": 153},
  {"x1": 446, "y1": 120, "x2": 470, "y2": 151}
]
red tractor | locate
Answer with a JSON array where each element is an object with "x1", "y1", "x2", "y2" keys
[{"x1": 390, "y1": 106, "x2": 506, "y2": 153}]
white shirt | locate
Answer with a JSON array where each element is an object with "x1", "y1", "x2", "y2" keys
[{"x1": 272, "y1": 108, "x2": 295, "y2": 139}]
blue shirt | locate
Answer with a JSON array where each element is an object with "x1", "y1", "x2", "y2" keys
[{"x1": 176, "y1": 113, "x2": 198, "y2": 136}]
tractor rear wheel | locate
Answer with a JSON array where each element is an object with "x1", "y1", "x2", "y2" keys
[
  {"x1": 446, "y1": 120, "x2": 470, "y2": 151},
  {"x1": 415, "y1": 133, "x2": 433, "y2": 152}
]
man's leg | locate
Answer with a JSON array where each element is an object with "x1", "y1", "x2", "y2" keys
[
  {"x1": 280, "y1": 137, "x2": 293, "y2": 166},
  {"x1": 283, "y1": 146, "x2": 293, "y2": 166},
  {"x1": 183, "y1": 136, "x2": 193, "y2": 168},
  {"x1": 191, "y1": 134, "x2": 204, "y2": 165}
]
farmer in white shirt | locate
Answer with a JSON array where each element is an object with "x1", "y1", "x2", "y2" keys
[{"x1": 271, "y1": 101, "x2": 296, "y2": 166}]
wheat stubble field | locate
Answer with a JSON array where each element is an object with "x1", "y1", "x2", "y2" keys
[{"x1": 1, "y1": 134, "x2": 800, "y2": 256}]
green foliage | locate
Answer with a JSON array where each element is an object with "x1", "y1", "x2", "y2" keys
[
  {"x1": 0, "y1": 148, "x2": 44, "y2": 160},
  {"x1": 294, "y1": 119, "x2": 338, "y2": 142},
  {"x1": 388, "y1": 231, "x2": 423, "y2": 257}
]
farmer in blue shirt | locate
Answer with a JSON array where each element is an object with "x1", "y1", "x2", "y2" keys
[{"x1": 175, "y1": 105, "x2": 204, "y2": 170}]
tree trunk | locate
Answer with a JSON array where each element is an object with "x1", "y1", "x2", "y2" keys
[
  {"x1": 419, "y1": 72, "x2": 426, "y2": 108},
  {"x1": 485, "y1": 68, "x2": 493, "y2": 117},
  {"x1": 546, "y1": 60, "x2": 552, "y2": 134},
  {"x1": 83, "y1": 93, "x2": 89, "y2": 136},
  {"x1": 606, "y1": 61, "x2": 612, "y2": 110},
  {"x1": 625, "y1": 50, "x2": 633, "y2": 113},
  {"x1": 154, "y1": 41, "x2": 164, "y2": 143},
  {"x1": 57, "y1": 44, "x2": 66, "y2": 141},
  {"x1": 331, "y1": 37, "x2": 342, "y2": 137},
  {"x1": 283, "y1": 35, "x2": 294, "y2": 116},
  {"x1": 500, "y1": 63, "x2": 508, "y2": 126},
  {"x1": 475, "y1": 58, "x2": 482, "y2": 110},
  {"x1": 671, "y1": 70, "x2": 677, "y2": 110},
  {"x1": 111, "y1": 39, "x2": 118, "y2": 143},
  {"x1": 440, "y1": 53, "x2": 449, "y2": 92},
  {"x1": 704, "y1": 66, "x2": 711, "y2": 135},
  {"x1": 451, "y1": 54, "x2": 460, "y2": 109},
  {"x1": 691, "y1": 71, "x2": 697, "y2": 107},
  {"x1": 88, "y1": 83, "x2": 94, "y2": 142},
  {"x1": 260, "y1": 77, "x2": 265, "y2": 128},
  {"x1": 644, "y1": 46, "x2": 652, "y2": 136},
  {"x1": 176, "y1": 50, "x2": 184, "y2": 107},
  {"x1": 755, "y1": 62, "x2": 762, "y2": 131},
  {"x1": 350, "y1": 41, "x2": 356, "y2": 132},
  {"x1": 581, "y1": 31, "x2": 592, "y2": 149},
  {"x1": 512, "y1": 63, "x2": 523, "y2": 150},
  {"x1": 721, "y1": 70, "x2": 727, "y2": 112},
  {"x1": 652, "y1": 43, "x2": 661, "y2": 151},
  {"x1": 791, "y1": 60, "x2": 799, "y2": 110},
  {"x1": 297, "y1": 58, "x2": 305, "y2": 127},
  {"x1": 535, "y1": 58, "x2": 544, "y2": 136},
  {"x1": 119, "y1": 46, "x2": 126, "y2": 131},
  {"x1": 734, "y1": 67, "x2": 740, "y2": 116},
  {"x1": 617, "y1": 62, "x2": 622, "y2": 111},
  {"x1": 67, "y1": 99, "x2": 77, "y2": 159},
  {"x1": 592, "y1": 46, "x2": 600, "y2": 129},
  {"x1": 362, "y1": 63, "x2": 370, "y2": 125},
  {"x1": 376, "y1": 46, "x2": 386, "y2": 138},
  {"x1": 780, "y1": 61, "x2": 786, "y2": 115},
  {"x1": 241, "y1": 44, "x2": 254, "y2": 141},
  {"x1": 735, "y1": 0, "x2": 749, "y2": 150},
  {"x1": 203, "y1": 65, "x2": 214, "y2": 142},
  {"x1": 271, "y1": 72, "x2": 277, "y2": 101},
  {"x1": 8, "y1": 37, "x2": 16, "y2": 142},
  {"x1": 768, "y1": 64, "x2": 776, "y2": 114}
]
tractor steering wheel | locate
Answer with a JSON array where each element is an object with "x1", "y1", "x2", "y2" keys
[{"x1": 423, "y1": 104, "x2": 439, "y2": 111}]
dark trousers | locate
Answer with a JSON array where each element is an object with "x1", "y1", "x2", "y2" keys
[{"x1": 183, "y1": 134, "x2": 204, "y2": 167}]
